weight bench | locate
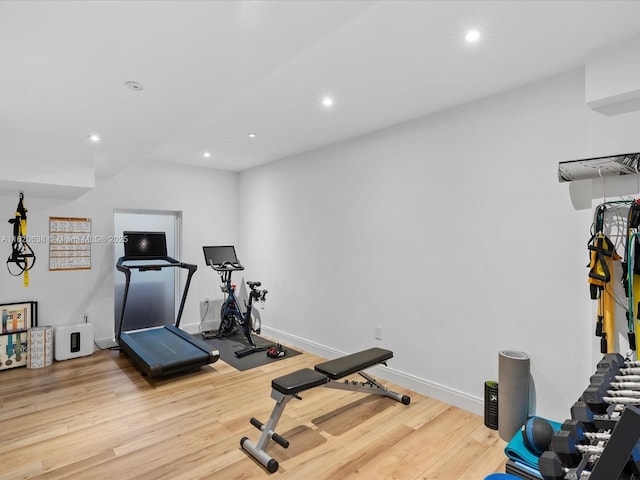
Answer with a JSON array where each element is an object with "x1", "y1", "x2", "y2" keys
[{"x1": 240, "y1": 347, "x2": 411, "y2": 473}]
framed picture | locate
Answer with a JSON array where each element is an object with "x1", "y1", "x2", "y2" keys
[
  {"x1": 0, "y1": 332, "x2": 29, "y2": 370},
  {"x1": 0, "y1": 301, "x2": 37, "y2": 334},
  {"x1": 0, "y1": 301, "x2": 37, "y2": 371}
]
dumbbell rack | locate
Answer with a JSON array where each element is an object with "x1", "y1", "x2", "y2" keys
[
  {"x1": 590, "y1": 405, "x2": 640, "y2": 479},
  {"x1": 540, "y1": 353, "x2": 640, "y2": 480},
  {"x1": 545, "y1": 406, "x2": 640, "y2": 479}
]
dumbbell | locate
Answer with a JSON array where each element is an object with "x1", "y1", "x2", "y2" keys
[
  {"x1": 610, "y1": 380, "x2": 640, "y2": 389},
  {"x1": 552, "y1": 429, "x2": 607, "y2": 456},
  {"x1": 591, "y1": 371, "x2": 640, "y2": 393},
  {"x1": 590, "y1": 355, "x2": 640, "y2": 382},
  {"x1": 601, "y1": 396, "x2": 640, "y2": 406},
  {"x1": 574, "y1": 397, "x2": 627, "y2": 432},
  {"x1": 539, "y1": 451, "x2": 568, "y2": 480},
  {"x1": 613, "y1": 375, "x2": 640, "y2": 382},
  {"x1": 578, "y1": 354, "x2": 640, "y2": 421},
  {"x1": 550, "y1": 430, "x2": 587, "y2": 467},
  {"x1": 571, "y1": 400, "x2": 596, "y2": 430},
  {"x1": 586, "y1": 354, "x2": 638, "y2": 392},
  {"x1": 582, "y1": 359, "x2": 628, "y2": 411},
  {"x1": 561, "y1": 419, "x2": 613, "y2": 441},
  {"x1": 589, "y1": 369, "x2": 617, "y2": 390},
  {"x1": 584, "y1": 373, "x2": 640, "y2": 414},
  {"x1": 538, "y1": 450, "x2": 594, "y2": 480},
  {"x1": 598, "y1": 353, "x2": 625, "y2": 371},
  {"x1": 586, "y1": 388, "x2": 640, "y2": 411},
  {"x1": 583, "y1": 383, "x2": 614, "y2": 414},
  {"x1": 560, "y1": 419, "x2": 593, "y2": 437},
  {"x1": 592, "y1": 353, "x2": 640, "y2": 375},
  {"x1": 552, "y1": 423, "x2": 640, "y2": 476},
  {"x1": 550, "y1": 430, "x2": 587, "y2": 466}
]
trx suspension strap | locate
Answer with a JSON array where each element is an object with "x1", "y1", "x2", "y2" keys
[
  {"x1": 627, "y1": 199, "x2": 640, "y2": 352},
  {"x1": 627, "y1": 233, "x2": 639, "y2": 351},
  {"x1": 588, "y1": 204, "x2": 621, "y2": 353},
  {"x1": 7, "y1": 193, "x2": 35, "y2": 286}
]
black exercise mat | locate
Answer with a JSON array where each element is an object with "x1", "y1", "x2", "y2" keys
[{"x1": 194, "y1": 331, "x2": 301, "y2": 371}]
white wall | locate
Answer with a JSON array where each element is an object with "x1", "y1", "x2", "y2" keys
[
  {"x1": 238, "y1": 69, "x2": 640, "y2": 420},
  {"x1": 4, "y1": 67, "x2": 640, "y2": 423},
  {"x1": 0, "y1": 160, "x2": 238, "y2": 343}
]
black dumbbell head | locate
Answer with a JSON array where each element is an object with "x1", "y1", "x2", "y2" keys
[
  {"x1": 539, "y1": 451, "x2": 565, "y2": 480},
  {"x1": 560, "y1": 419, "x2": 585, "y2": 437}
]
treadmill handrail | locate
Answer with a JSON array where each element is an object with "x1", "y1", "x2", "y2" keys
[
  {"x1": 117, "y1": 255, "x2": 196, "y2": 272},
  {"x1": 115, "y1": 255, "x2": 197, "y2": 342}
]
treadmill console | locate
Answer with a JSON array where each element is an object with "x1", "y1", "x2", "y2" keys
[{"x1": 124, "y1": 231, "x2": 168, "y2": 259}]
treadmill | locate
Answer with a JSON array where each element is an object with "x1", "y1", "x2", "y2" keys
[{"x1": 115, "y1": 231, "x2": 219, "y2": 377}]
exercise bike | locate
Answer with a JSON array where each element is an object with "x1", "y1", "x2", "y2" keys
[{"x1": 202, "y1": 246, "x2": 273, "y2": 358}]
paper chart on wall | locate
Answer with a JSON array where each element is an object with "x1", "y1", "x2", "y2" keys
[{"x1": 49, "y1": 217, "x2": 91, "y2": 270}]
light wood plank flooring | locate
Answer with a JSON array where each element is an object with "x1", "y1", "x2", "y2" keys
[{"x1": 0, "y1": 345, "x2": 507, "y2": 479}]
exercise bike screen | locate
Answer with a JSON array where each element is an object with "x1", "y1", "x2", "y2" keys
[{"x1": 203, "y1": 245, "x2": 238, "y2": 266}]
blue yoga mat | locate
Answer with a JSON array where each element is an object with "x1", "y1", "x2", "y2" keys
[{"x1": 503, "y1": 417, "x2": 561, "y2": 471}]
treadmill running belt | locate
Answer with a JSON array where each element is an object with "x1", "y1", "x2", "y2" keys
[{"x1": 119, "y1": 325, "x2": 219, "y2": 377}]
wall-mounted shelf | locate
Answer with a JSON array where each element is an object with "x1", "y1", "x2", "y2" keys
[{"x1": 558, "y1": 153, "x2": 640, "y2": 182}]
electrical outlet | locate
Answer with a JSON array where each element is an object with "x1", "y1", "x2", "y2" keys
[
  {"x1": 375, "y1": 326, "x2": 382, "y2": 340},
  {"x1": 200, "y1": 299, "x2": 220, "y2": 333}
]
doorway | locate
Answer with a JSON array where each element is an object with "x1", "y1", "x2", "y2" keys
[{"x1": 113, "y1": 210, "x2": 181, "y2": 333}]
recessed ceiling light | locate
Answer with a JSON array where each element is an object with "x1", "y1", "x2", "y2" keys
[
  {"x1": 124, "y1": 81, "x2": 144, "y2": 91},
  {"x1": 247, "y1": 133, "x2": 256, "y2": 138},
  {"x1": 465, "y1": 29, "x2": 480, "y2": 43},
  {"x1": 322, "y1": 96, "x2": 334, "y2": 107},
  {"x1": 88, "y1": 134, "x2": 101, "y2": 143},
  {"x1": 203, "y1": 152, "x2": 211, "y2": 158}
]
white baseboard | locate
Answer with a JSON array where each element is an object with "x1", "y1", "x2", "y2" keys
[{"x1": 261, "y1": 326, "x2": 484, "y2": 416}]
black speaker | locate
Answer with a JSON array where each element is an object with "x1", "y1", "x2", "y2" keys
[{"x1": 484, "y1": 380, "x2": 498, "y2": 430}]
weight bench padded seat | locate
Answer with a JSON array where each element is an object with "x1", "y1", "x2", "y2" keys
[
  {"x1": 241, "y1": 347, "x2": 409, "y2": 473},
  {"x1": 272, "y1": 368, "x2": 329, "y2": 395},
  {"x1": 314, "y1": 347, "x2": 393, "y2": 380},
  {"x1": 271, "y1": 347, "x2": 392, "y2": 395}
]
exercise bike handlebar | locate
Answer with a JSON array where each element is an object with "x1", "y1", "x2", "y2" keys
[{"x1": 208, "y1": 259, "x2": 244, "y2": 272}]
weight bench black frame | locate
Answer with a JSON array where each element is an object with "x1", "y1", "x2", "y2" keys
[{"x1": 240, "y1": 347, "x2": 411, "y2": 473}]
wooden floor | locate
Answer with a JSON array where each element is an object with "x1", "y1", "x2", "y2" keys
[{"x1": 0, "y1": 345, "x2": 507, "y2": 479}]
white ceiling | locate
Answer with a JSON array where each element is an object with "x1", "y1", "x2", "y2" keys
[{"x1": 3, "y1": 0, "x2": 640, "y2": 179}]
